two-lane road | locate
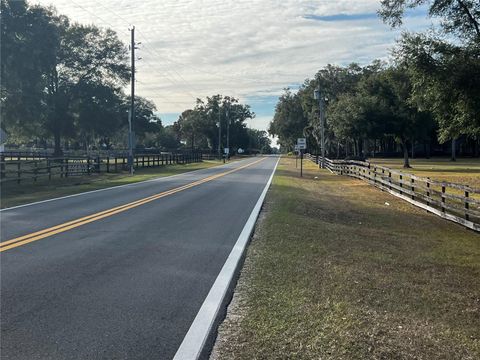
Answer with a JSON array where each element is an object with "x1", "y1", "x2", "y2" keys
[{"x1": 1, "y1": 156, "x2": 278, "y2": 359}]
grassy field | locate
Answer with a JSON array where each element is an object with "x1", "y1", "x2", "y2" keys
[
  {"x1": 369, "y1": 157, "x2": 480, "y2": 188},
  {"x1": 0, "y1": 160, "x2": 223, "y2": 209},
  {"x1": 211, "y1": 157, "x2": 480, "y2": 360}
]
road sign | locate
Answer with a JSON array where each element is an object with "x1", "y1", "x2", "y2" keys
[
  {"x1": 297, "y1": 138, "x2": 306, "y2": 150},
  {"x1": 224, "y1": 147, "x2": 229, "y2": 154}
]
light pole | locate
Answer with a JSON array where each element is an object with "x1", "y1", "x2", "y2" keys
[{"x1": 314, "y1": 88, "x2": 325, "y2": 169}]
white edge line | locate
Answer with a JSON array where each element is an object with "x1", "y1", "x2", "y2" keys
[
  {"x1": 0, "y1": 159, "x2": 252, "y2": 212},
  {"x1": 173, "y1": 156, "x2": 280, "y2": 360}
]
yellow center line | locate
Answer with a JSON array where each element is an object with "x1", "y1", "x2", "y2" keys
[{"x1": 1, "y1": 158, "x2": 266, "y2": 252}]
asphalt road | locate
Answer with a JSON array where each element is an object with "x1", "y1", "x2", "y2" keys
[{"x1": 0, "y1": 156, "x2": 278, "y2": 360}]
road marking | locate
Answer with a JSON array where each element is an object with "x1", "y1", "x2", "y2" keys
[
  {"x1": 173, "y1": 156, "x2": 280, "y2": 360},
  {"x1": 0, "y1": 158, "x2": 251, "y2": 212},
  {"x1": 0, "y1": 158, "x2": 266, "y2": 252}
]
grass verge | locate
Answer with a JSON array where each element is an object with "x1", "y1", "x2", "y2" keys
[
  {"x1": 211, "y1": 156, "x2": 480, "y2": 360},
  {"x1": 0, "y1": 160, "x2": 223, "y2": 209},
  {"x1": 368, "y1": 157, "x2": 480, "y2": 188}
]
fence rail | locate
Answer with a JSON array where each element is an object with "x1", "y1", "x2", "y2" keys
[
  {"x1": 305, "y1": 154, "x2": 480, "y2": 232},
  {"x1": 0, "y1": 152, "x2": 203, "y2": 185}
]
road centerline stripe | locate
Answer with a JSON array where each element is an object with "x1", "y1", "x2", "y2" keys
[{"x1": 1, "y1": 158, "x2": 266, "y2": 252}]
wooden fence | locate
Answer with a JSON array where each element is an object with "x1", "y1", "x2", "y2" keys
[
  {"x1": 305, "y1": 154, "x2": 480, "y2": 232},
  {"x1": 0, "y1": 152, "x2": 202, "y2": 185}
]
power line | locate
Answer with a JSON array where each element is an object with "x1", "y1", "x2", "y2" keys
[
  {"x1": 68, "y1": 0, "x2": 199, "y2": 110},
  {"x1": 89, "y1": 0, "x2": 288, "y2": 86}
]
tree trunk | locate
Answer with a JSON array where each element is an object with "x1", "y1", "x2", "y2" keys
[
  {"x1": 403, "y1": 141, "x2": 411, "y2": 168},
  {"x1": 53, "y1": 129, "x2": 62, "y2": 157},
  {"x1": 451, "y1": 138, "x2": 456, "y2": 161},
  {"x1": 411, "y1": 140, "x2": 415, "y2": 159}
]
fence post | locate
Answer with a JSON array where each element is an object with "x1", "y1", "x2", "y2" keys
[
  {"x1": 465, "y1": 190, "x2": 469, "y2": 221},
  {"x1": 389, "y1": 171, "x2": 392, "y2": 190},
  {"x1": 399, "y1": 174, "x2": 403, "y2": 195},
  {"x1": 87, "y1": 157, "x2": 91, "y2": 175},
  {"x1": 441, "y1": 185, "x2": 446, "y2": 213},
  {"x1": 17, "y1": 161, "x2": 21, "y2": 184},
  {"x1": 106, "y1": 156, "x2": 110, "y2": 173},
  {"x1": 47, "y1": 159, "x2": 52, "y2": 180},
  {"x1": 410, "y1": 177, "x2": 415, "y2": 200},
  {"x1": 115, "y1": 157, "x2": 118, "y2": 172},
  {"x1": 0, "y1": 155, "x2": 5, "y2": 180},
  {"x1": 65, "y1": 159, "x2": 69, "y2": 178},
  {"x1": 426, "y1": 179, "x2": 430, "y2": 207}
]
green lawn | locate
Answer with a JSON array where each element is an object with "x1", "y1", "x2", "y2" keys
[
  {"x1": 369, "y1": 157, "x2": 480, "y2": 189},
  {"x1": 211, "y1": 157, "x2": 480, "y2": 360},
  {"x1": 0, "y1": 160, "x2": 223, "y2": 209}
]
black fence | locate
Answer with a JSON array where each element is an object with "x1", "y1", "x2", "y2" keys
[{"x1": 0, "y1": 151, "x2": 203, "y2": 184}]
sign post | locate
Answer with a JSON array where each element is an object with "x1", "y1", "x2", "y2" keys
[
  {"x1": 224, "y1": 147, "x2": 229, "y2": 163},
  {"x1": 294, "y1": 144, "x2": 299, "y2": 168},
  {"x1": 297, "y1": 138, "x2": 306, "y2": 177}
]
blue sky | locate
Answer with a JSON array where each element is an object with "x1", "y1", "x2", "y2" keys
[{"x1": 36, "y1": 0, "x2": 432, "y2": 135}]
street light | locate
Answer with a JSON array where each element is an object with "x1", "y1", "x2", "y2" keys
[{"x1": 314, "y1": 88, "x2": 325, "y2": 169}]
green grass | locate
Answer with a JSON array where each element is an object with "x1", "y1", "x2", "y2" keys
[
  {"x1": 211, "y1": 157, "x2": 480, "y2": 360},
  {"x1": 0, "y1": 160, "x2": 223, "y2": 209},
  {"x1": 369, "y1": 157, "x2": 480, "y2": 188}
]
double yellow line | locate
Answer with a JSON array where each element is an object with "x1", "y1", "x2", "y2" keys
[{"x1": 1, "y1": 158, "x2": 266, "y2": 252}]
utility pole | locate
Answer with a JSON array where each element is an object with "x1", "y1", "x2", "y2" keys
[
  {"x1": 217, "y1": 106, "x2": 222, "y2": 161},
  {"x1": 314, "y1": 87, "x2": 325, "y2": 169},
  {"x1": 128, "y1": 26, "x2": 136, "y2": 175},
  {"x1": 226, "y1": 105, "x2": 230, "y2": 161}
]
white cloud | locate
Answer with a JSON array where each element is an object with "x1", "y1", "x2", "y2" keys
[{"x1": 34, "y1": 0, "x2": 432, "y2": 127}]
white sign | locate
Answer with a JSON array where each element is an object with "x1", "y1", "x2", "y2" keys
[
  {"x1": 224, "y1": 147, "x2": 230, "y2": 154},
  {"x1": 238, "y1": 148, "x2": 244, "y2": 154},
  {"x1": 297, "y1": 138, "x2": 306, "y2": 150}
]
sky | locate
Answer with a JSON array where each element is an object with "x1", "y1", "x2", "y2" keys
[{"x1": 34, "y1": 0, "x2": 432, "y2": 136}]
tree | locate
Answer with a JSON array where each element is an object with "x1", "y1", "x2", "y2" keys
[
  {"x1": 395, "y1": 34, "x2": 480, "y2": 145},
  {"x1": 379, "y1": 0, "x2": 480, "y2": 41},
  {"x1": 47, "y1": 23, "x2": 129, "y2": 154},
  {"x1": 1, "y1": 1, "x2": 130, "y2": 154},
  {"x1": 381, "y1": 0, "x2": 480, "y2": 160},
  {"x1": 158, "y1": 125, "x2": 181, "y2": 150},
  {"x1": 175, "y1": 109, "x2": 205, "y2": 150},
  {"x1": 175, "y1": 95, "x2": 254, "y2": 153},
  {"x1": 1, "y1": 1, "x2": 64, "y2": 141},
  {"x1": 130, "y1": 96, "x2": 162, "y2": 146},
  {"x1": 246, "y1": 128, "x2": 272, "y2": 154},
  {"x1": 269, "y1": 89, "x2": 308, "y2": 150}
]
